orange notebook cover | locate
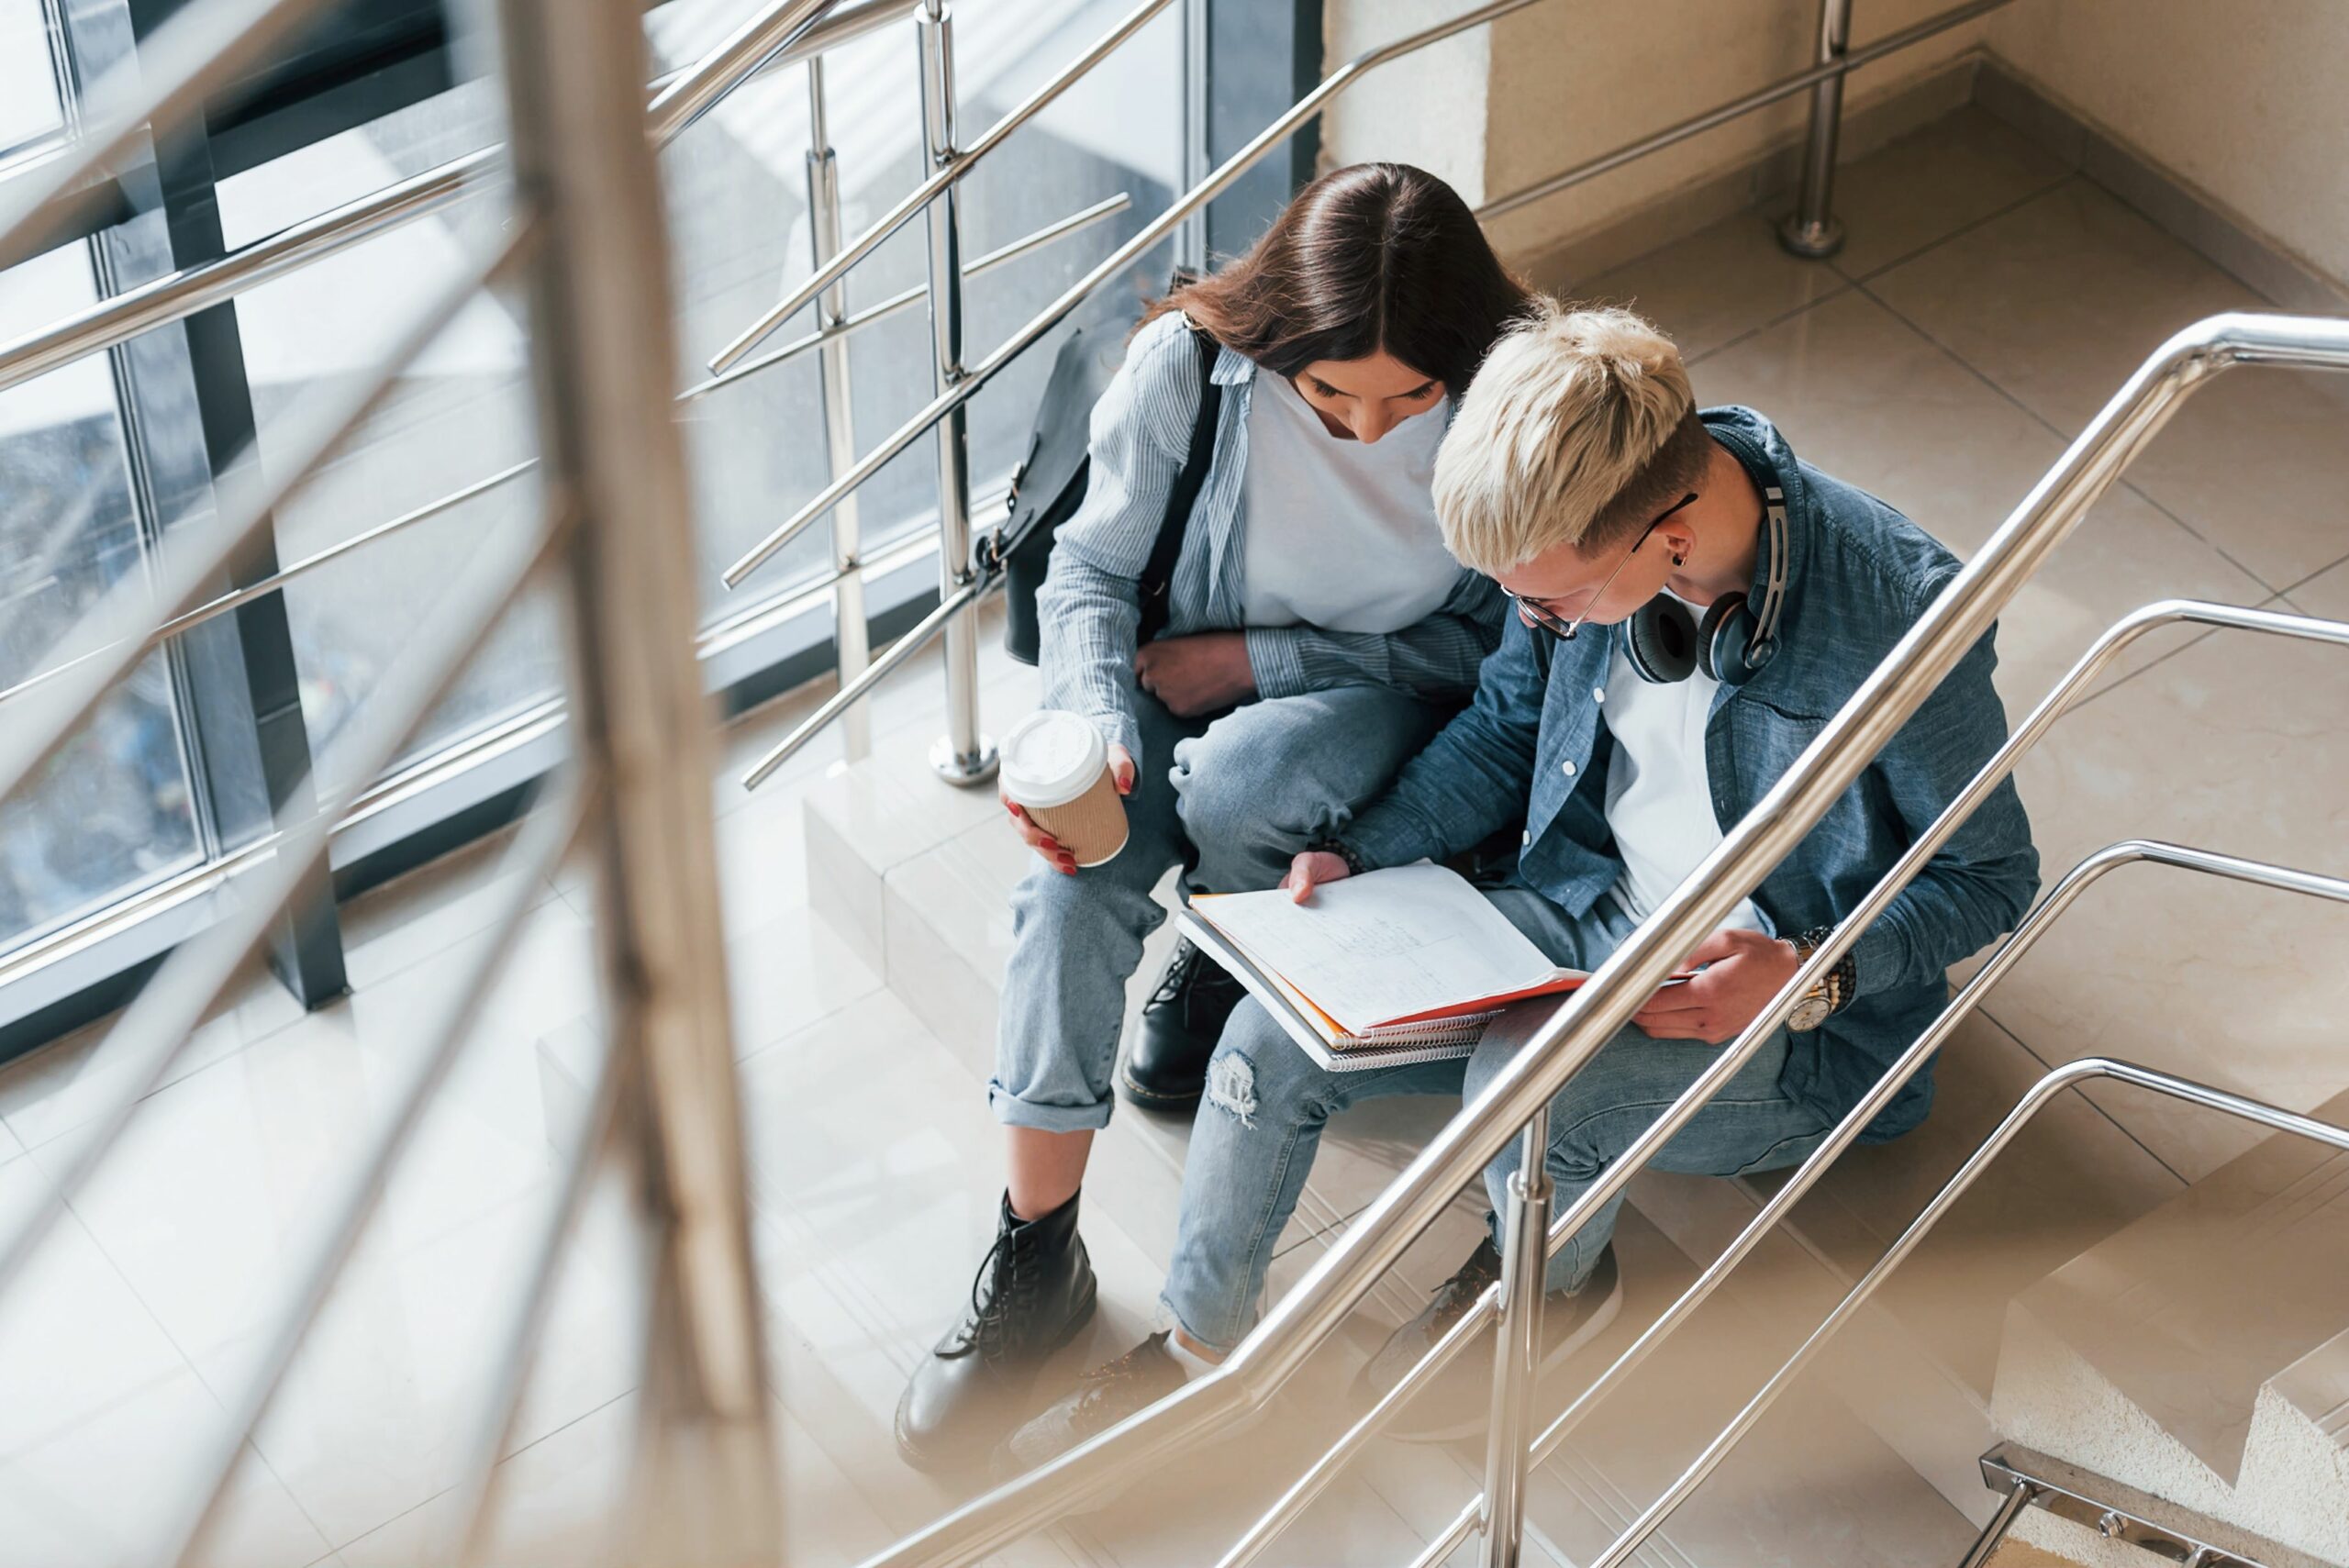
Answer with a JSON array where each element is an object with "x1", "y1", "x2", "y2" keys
[{"x1": 1190, "y1": 864, "x2": 1698, "y2": 1042}]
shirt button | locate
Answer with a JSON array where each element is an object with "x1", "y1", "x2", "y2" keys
[
  {"x1": 1593, "y1": 685, "x2": 1606, "y2": 703},
  {"x1": 1520, "y1": 829, "x2": 1531, "y2": 846},
  {"x1": 1561, "y1": 760, "x2": 1577, "y2": 777}
]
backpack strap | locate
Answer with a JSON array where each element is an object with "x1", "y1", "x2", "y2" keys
[{"x1": 1135, "y1": 321, "x2": 1223, "y2": 646}]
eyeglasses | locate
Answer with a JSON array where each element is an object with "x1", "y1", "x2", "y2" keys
[{"x1": 1505, "y1": 491, "x2": 1698, "y2": 642}]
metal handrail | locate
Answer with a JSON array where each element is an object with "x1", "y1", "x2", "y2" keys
[
  {"x1": 1409, "y1": 833, "x2": 2349, "y2": 1568},
  {"x1": 0, "y1": 148, "x2": 502, "y2": 395},
  {"x1": 1585, "y1": 1056, "x2": 2349, "y2": 1568},
  {"x1": 1955, "y1": 1478, "x2": 2037, "y2": 1568},
  {"x1": 718, "y1": 0, "x2": 1550, "y2": 589},
  {"x1": 1401, "y1": 1047, "x2": 2349, "y2": 1568},
  {"x1": 714, "y1": 0, "x2": 2019, "y2": 768},
  {"x1": 677, "y1": 191, "x2": 1132, "y2": 404},
  {"x1": 647, "y1": 0, "x2": 915, "y2": 104},
  {"x1": 0, "y1": 193, "x2": 1115, "y2": 711},
  {"x1": 1214, "y1": 596, "x2": 2349, "y2": 1568},
  {"x1": 450, "y1": 1032, "x2": 627, "y2": 1567},
  {"x1": 0, "y1": 4, "x2": 780, "y2": 1562},
  {"x1": 707, "y1": 0, "x2": 1175, "y2": 374},
  {"x1": 742, "y1": 578, "x2": 984, "y2": 788},
  {"x1": 646, "y1": 0, "x2": 839, "y2": 143},
  {"x1": 0, "y1": 213, "x2": 538, "y2": 817},
  {"x1": 0, "y1": 0, "x2": 891, "y2": 395},
  {"x1": 848, "y1": 313, "x2": 2349, "y2": 1568},
  {"x1": 1474, "y1": 0, "x2": 2014, "y2": 220},
  {"x1": 0, "y1": 460, "x2": 536, "y2": 706},
  {"x1": 0, "y1": 0, "x2": 328, "y2": 262}
]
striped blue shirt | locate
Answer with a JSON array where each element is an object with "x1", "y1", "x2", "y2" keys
[{"x1": 1035, "y1": 310, "x2": 1505, "y2": 771}]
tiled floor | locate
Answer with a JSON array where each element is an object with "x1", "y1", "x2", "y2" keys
[{"x1": 1, "y1": 103, "x2": 2345, "y2": 1567}]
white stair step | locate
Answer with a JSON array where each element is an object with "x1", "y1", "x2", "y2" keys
[
  {"x1": 2259, "y1": 1328, "x2": 2349, "y2": 1541},
  {"x1": 1989, "y1": 1088, "x2": 2349, "y2": 1564},
  {"x1": 1754, "y1": 1009, "x2": 2186, "y2": 1397},
  {"x1": 1587, "y1": 1006, "x2": 2188, "y2": 1525},
  {"x1": 1334, "y1": 1203, "x2": 1975, "y2": 1568},
  {"x1": 1625, "y1": 1159, "x2": 2007, "y2": 1528},
  {"x1": 732, "y1": 978, "x2": 1469, "y2": 1566}
]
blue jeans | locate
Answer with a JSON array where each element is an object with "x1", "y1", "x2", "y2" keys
[
  {"x1": 988, "y1": 684, "x2": 1451, "y2": 1134},
  {"x1": 1160, "y1": 887, "x2": 1834, "y2": 1351}
]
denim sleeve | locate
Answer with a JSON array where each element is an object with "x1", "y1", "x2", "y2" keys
[
  {"x1": 1035, "y1": 315, "x2": 1198, "y2": 772},
  {"x1": 1243, "y1": 571, "x2": 1507, "y2": 701},
  {"x1": 1847, "y1": 603, "x2": 2042, "y2": 999},
  {"x1": 1341, "y1": 610, "x2": 1549, "y2": 869}
]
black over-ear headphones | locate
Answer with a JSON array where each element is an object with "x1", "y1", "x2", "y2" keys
[{"x1": 1621, "y1": 483, "x2": 1788, "y2": 686}]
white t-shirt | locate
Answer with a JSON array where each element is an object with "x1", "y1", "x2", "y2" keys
[
  {"x1": 1601, "y1": 591, "x2": 1768, "y2": 936},
  {"x1": 1239, "y1": 367, "x2": 1457, "y2": 633}
]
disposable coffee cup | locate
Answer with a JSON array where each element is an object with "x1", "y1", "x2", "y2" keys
[{"x1": 1000, "y1": 709, "x2": 1129, "y2": 867}]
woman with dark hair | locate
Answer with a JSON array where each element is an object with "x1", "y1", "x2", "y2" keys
[{"x1": 897, "y1": 162, "x2": 1534, "y2": 1472}]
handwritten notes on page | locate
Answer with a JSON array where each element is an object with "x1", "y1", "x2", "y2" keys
[{"x1": 1189, "y1": 865, "x2": 1573, "y2": 1036}]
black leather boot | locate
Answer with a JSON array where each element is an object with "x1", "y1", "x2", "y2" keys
[
  {"x1": 1119, "y1": 939, "x2": 1248, "y2": 1111},
  {"x1": 896, "y1": 1190, "x2": 1097, "y2": 1473}
]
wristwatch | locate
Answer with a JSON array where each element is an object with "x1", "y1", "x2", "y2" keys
[{"x1": 1782, "y1": 924, "x2": 1854, "y2": 1033}]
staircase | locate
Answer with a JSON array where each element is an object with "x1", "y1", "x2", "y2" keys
[
  {"x1": 796, "y1": 713, "x2": 1990, "y2": 1566},
  {"x1": 1988, "y1": 1089, "x2": 2349, "y2": 1565},
  {"x1": 781, "y1": 696, "x2": 2349, "y2": 1566}
]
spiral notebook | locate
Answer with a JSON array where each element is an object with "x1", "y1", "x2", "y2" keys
[{"x1": 1179, "y1": 864, "x2": 1695, "y2": 1073}]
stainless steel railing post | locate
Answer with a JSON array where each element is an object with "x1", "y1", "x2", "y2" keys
[
  {"x1": 918, "y1": 0, "x2": 996, "y2": 785},
  {"x1": 1778, "y1": 0, "x2": 1852, "y2": 257},
  {"x1": 1478, "y1": 1107, "x2": 1553, "y2": 1568},
  {"x1": 1954, "y1": 1479, "x2": 2036, "y2": 1568},
  {"x1": 495, "y1": 0, "x2": 778, "y2": 1559},
  {"x1": 806, "y1": 52, "x2": 872, "y2": 761}
]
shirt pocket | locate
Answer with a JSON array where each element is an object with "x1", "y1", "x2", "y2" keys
[{"x1": 1723, "y1": 696, "x2": 1885, "y2": 874}]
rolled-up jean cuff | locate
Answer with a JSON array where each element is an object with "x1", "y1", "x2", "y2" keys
[
  {"x1": 1154, "y1": 1293, "x2": 1241, "y2": 1358},
  {"x1": 988, "y1": 1083, "x2": 1117, "y2": 1133}
]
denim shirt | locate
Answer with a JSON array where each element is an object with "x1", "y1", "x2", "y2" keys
[
  {"x1": 1036, "y1": 310, "x2": 1506, "y2": 773},
  {"x1": 1342, "y1": 407, "x2": 2041, "y2": 1141}
]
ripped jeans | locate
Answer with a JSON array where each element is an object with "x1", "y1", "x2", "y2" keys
[{"x1": 1159, "y1": 885, "x2": 1832, "y2": 1352}]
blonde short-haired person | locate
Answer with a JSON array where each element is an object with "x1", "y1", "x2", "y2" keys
[{"x1": 1004, "y1": 301, "x2": 2040, "y2": 1462}]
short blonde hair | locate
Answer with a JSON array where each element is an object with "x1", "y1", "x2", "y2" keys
[{"x1": 1433, "y1": 300, "x2": 1698, "y2": 575}]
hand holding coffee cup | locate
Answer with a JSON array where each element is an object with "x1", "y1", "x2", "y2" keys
[{"x1": 999, "y1": 710, "x2": 1133, "y2": 875}]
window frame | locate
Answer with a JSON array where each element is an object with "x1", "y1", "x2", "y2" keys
[{"x1": 0, "y1": 0, "x2": 1307, "y2": 1062}]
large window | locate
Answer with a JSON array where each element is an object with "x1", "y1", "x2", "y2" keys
[
  {"x1": 0, "y1": 238, "x2": 205, "y2": 959},
  {"x1": 0, "y1": 0, "x2": 64, "y2": 161},
  {"x1": 0, "y1": 0, "x2": 1190, "y2": 1036},
  {"x1": 216, "y1": 79, "x2": 556, "y2": 794},
  {"x1": 657, "y1": 0, "x2": 1184, "y2": 613}
]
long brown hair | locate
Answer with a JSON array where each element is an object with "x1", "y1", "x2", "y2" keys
[{"x1": 1141, "y1": 162, "x2": 1533, "y2": 396}]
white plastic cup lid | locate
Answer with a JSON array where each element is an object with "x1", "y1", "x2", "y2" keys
[{"x1": 999, "y1": 709, "x2": 1108, "y2": 808}]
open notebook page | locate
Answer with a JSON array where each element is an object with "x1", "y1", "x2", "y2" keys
[{"x1": 1189, "y1": 865, "x2": 1570, "y2": 1036}]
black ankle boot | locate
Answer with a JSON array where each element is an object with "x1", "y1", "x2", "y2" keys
[
  {"x1": 896, "y1": 1190, "x2": 1098, "y2": 1472},
  {"x1": 1120, "y1": 939, "x2": 1248, "y2": 1111}
]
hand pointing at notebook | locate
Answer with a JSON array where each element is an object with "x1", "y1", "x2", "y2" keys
[{"x1": 1280, "y1": 849, "x2": 1353, "y2": 904}]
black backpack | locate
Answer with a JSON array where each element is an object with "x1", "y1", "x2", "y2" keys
[{"x1": 982, "y1": 313, "x2": 1223, "y2": 665}]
